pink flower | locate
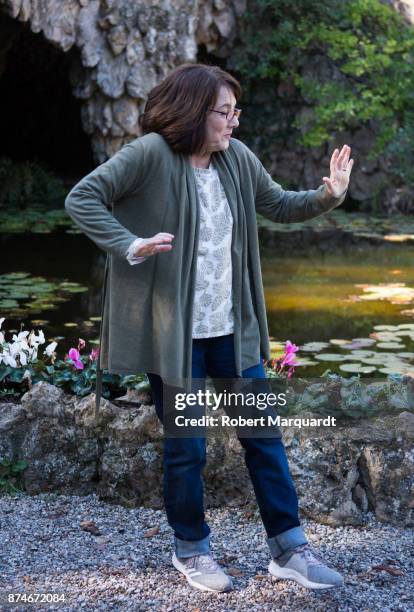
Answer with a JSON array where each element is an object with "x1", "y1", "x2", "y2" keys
[
  {"x1": 276, "y1": 340, "x2": 299, "y2": 376},
  {"x1": 89, "y1": 347, "x2": 100, "y2": 362},
  {"x1": 285, "y1": 340, "x2": 299, "y2": 354},
  {"x1": 68, "y1": 348, "x2": 84, "y2": 370},
  {"x1": 280, "y1": 341, "x2": 299, "y2": 368},
  {"x1": 281, "y1": 352, "x2": 299, "y2": 367},
  {"x1": 78, "y1": 338, "x2": 86, "y2": 351}
]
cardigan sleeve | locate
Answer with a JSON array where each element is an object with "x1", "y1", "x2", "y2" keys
[
  {"x1": 65, "y1": 140, "x2": 145, "y2": 258},
  {"x1": 253, "y1": 153, "x2": 347, "y2": 223}
]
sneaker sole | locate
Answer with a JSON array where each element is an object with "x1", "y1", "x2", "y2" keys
[
  {"x1": 268, "y1": 560, "x2": 342, "y2": 590},
  {"x1": 172, "y1": 554, "x2": 233, "y2": 593}
]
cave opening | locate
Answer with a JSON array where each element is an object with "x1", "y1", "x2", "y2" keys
[{"x1": 0, "y1": 12, "x2": 94, "y2": 182}]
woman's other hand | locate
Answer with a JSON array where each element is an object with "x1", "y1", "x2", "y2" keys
[
  {"x1": 322, "y1": 145, "x2": 354, "y2": 198},
  {"x1": 132, "y1": 233, "x2": 175, "y2": 257}
]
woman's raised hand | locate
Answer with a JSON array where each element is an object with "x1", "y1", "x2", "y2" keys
[
  {"x1": 322, "y1": 144, "x2": 354, "y2": 198},
  {"x1": 132, "y1": 232, "x2": 175, "y2": 257}
]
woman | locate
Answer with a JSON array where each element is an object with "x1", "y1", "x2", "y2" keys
[{"x1": 65, "y1": 63, "x2": 353, "y2": 593}]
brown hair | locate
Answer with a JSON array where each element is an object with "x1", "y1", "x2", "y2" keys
[{"x1": 138, "y1": 63, "x2": 241, "y2": 155}]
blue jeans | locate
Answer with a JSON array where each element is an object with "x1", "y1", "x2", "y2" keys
[{"x1": 147, "y1": 334, "x2": 307, "y2": 559}]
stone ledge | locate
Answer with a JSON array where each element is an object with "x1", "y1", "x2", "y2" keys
[{"x1": 0, "y1": 382, "x2": 413, "y2": 527}]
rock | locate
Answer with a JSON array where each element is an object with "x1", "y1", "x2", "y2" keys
[
  {"x1": 0, "y1": 403, "x2": 25, "y2": 431},
  {"x1": 107, "y1": 24, "x2": 127, "y2": 56},
  {"x1": 96, "y1": 45, "x2": 128, "y2": 98},
  {"x1": 125, "y1": 30, "x2": 145, "y2": 66},
  {"x1": 353, "y1": 483, "x2": 369, "y2": 512},
  {"x1": 125, "y1": 60, "x2": 157, "y2": 100},
  {"x1": 1, "y1": 0, "x2": 241, "y2": 161},
  {"x1": 77, "y1": 0, "x2": 102, "y2": 68},
  {"x1": 111, "y1": 97, "x2": 139, "y2": 135},
  {"x1": 20, "y1": 382, "x2": 65, "y2": 419}
]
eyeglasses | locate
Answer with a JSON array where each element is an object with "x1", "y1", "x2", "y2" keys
[{"x1": 208, "y1": 108, "x2": 242, "y2": 121}]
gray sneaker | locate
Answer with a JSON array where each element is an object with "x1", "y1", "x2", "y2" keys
[
  {"x1": 172, "y1": 552, "x2": 233, "y2": 592},
  {"x1": 268, "y1": 543, "x2": 344, "y2": 589}
]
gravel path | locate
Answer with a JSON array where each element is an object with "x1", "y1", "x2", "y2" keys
[{"x1": 0, "y1": 492, "x2": 412, "y2": 611}]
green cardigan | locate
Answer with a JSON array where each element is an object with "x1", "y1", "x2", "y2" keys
[{"x1": 65, "y1": 133, "x2": 345, "y2": 395}]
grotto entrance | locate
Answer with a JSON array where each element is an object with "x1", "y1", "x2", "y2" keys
[{"x1": 0, "y1": 11, "x2": 94, "y2": 182}]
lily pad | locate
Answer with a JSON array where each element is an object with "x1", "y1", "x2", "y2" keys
[
  {"x1": 329, "y1": 339, "x2": 349, "y2": 346},
  {"x1": 394, "y1": 330, "x2": 414, "y2": 338},
  {"x1": 359, "y1": 356, "x2": 390, "y2": 365},
  {"x1": 373, "y1": 324, "x2": 400, "y2": 331},
  {"x1": 61, "y1": 285, "x2": 88, "y2": 293},
  {"x1": 349, "y1": 350, "x2": 376, "y2": 357},
  {"x1": 315, "y1": 353, "x2": 349, "y2": 362},
  {"x1": 341, "y1": 338, "x2": 376, "y2": 349},
  {"x1": 0, "y1": 272, "x2": 30, "y2": 281},
  {"x1": 396, "y1": 323, "x2": 414, "y2": 330},
  {"x1": 295, "y1": 358, "x2": 318, "y2": 367},
  {"x1": 339, "y1": 363, "x2": 377, "y2": 374},
  {"x1": 0, "y1": 299, "x2": 19, "y2": 309},
  {"x1": 376, "y1": 342, "x2": 405, "y2": 349},
  {"x1": 379, "y1": 367, "x2": 408, "y2": 375},
  {"x1": 0, "y1": 272, "x2": 88, "y2": 319},
  {"x1": 370, "y1": 331, "x2": 400, "y2": 340},
  {"x1": 300, "y1": 342, "x2": 330, "y2": 352}
]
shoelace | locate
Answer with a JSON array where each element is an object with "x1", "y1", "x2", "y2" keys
[
  {"x1": 184, "y1": 554, "x2": 220, "y2": 573},
  {"x1": 293, "y1": 544, "x2": 326, "y2": 567}
]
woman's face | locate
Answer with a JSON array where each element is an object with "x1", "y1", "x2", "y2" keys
[{"x1": 203, "y1": 85, "x2": 240, "y2": 154}]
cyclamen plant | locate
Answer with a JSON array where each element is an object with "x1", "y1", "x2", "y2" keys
[
  {"x1": 0, "y1": 317, "x2": 146, "y2": 398},
  {"x1": 265, "y1": 341, "x2": 299, "y2": 379},
  {"x1": 0, "y1": 316, "x2": 58, "y2": 372}
]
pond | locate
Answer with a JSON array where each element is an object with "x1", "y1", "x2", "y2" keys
[
  {"x1": 262, "y1": 244, "x2": 414, "y2": 376},
  {"x1": 2, "y1": 230, "x2": 414, "y2": 378}
]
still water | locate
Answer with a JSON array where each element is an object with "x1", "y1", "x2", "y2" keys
[{"x1": 2, "y1": 232, "x2": 414, "y2": 377}]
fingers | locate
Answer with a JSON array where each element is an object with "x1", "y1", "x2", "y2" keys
[
  {"x1": 134, "y1": 233, "x2": 175, "y2": 257},
  {"x1": 336, "y1": 144, "x2": 351, "y2": 170},
  {"x1": 154, "y1": 232, "x2": 175, "y2": 240},
  {"x1": 322, "y1": 177, "x2": 333, "y2": 194},
  {"x1": 330, "y1": 149, "x2": 339, "y2": 177}
]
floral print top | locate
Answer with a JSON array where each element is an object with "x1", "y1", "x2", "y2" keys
[{"x1": 192, "y1": 162, "x2": 234, "y2": 338}]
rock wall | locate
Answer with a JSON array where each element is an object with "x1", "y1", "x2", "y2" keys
[
  {"x1": 0, "y1": 0, "x2": 244, "y2": 161},
  {"x1": 1, "y1": 382, "x2": 413, "y2": 527},
  {"x1": 0, "y1": 0, "x2": 413, "y2": 210}
]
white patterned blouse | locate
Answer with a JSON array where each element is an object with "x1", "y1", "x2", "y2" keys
[{"x1": 126, "y1": 160, "x2": 235, "y2": 339}]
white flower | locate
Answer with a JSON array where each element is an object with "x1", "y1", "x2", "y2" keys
[
  {"x1": 28, "y1": 346, "x2": 38, "y2": 361},
  {"x1": 45, "y1": 341, "x2": 58, "y2": 357},
  {"x1": 2, "y1": 352, "x2": 17, "y2": 368},
  {"x1": 0, "y1": 317, "x2": 5, "y2": 329},
  {"x1": 12, "y1": 331, "x2": 29, "y2": 343},
  {"x1": 29, "y1": 329, "x2": 45, "y2": 346},
  {"x1": 19, "y1": 351, "x2": 27, "y2": 366},
  {"x1": 22, "y1": 369, "x2": 31, "y2": 381},
  {"x1": 10, "y1": 339, "x2": 29, "y2": 356},
  {"x1": 0, "y1": 332, "x2": 4, "y2": 344}
]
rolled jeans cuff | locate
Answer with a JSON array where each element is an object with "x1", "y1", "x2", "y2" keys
[
  {"x1": 267, "y1": 525, "x2": 308, "y2": 559},
  {"x1": 174, "y1": 533, "x2": 210, "y2": 558}
]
